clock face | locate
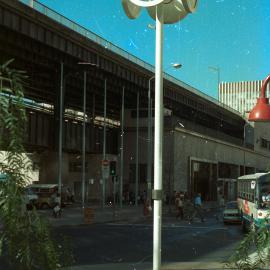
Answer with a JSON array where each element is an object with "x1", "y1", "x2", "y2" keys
[{"x1": 129, "y1": 0, "x2": 164, "y2": 7}]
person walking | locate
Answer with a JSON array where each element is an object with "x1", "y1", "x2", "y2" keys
[
  {"x1": 175, "y1": 192, "x2": 184, "y2": 220},
  {"x1": 53, "y1": 193, "x2": 61, "y2": 218},
  {"x1": 183, "y1": 198, "x2": 195, "y2": 224},
  {"x1": 194, "y1": 193, "x2": 205, "y2": 222}
]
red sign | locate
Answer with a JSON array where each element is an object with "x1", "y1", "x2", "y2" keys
[
  {"x1": 244, "y1": 200, "x2": 250, "y2": 214},
  {"x1": 101, "y1": 160, "x2": 110, "y2": 179},
  {"x1": 102, "y1": 160, "x2": 109, "y2": 166}
]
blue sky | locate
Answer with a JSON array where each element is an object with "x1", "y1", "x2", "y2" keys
[{"x1": 37, "y1": 0, "x2": 270, "y2": 99}]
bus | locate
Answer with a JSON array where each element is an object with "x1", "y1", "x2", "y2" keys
[
  {"x1": 237, "y1": 172, "x2": 270, "y2": 232},
  {"x1": 26, "y1": 184, "x2": 69, "y2": 209}
]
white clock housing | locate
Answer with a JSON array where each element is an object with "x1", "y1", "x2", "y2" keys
[{"x1": 147, "y1": 0, "x2": 198, "y2": 24}]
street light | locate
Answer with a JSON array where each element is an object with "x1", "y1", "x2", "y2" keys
[
  {"x1": 208, "y1": 66, "x2": 220, "y2": 97},
  {"x1": 248, "y1": 74, "x2": 270, "y2": 122},
  {"x1": 147, "y1": 62, "x2": 182, "y2": 203},
  {"x1": 122, "y1": 1, "x2": 198, "y2": 270},
  {"x1": 242, "y1": 122, "x2": 249, "y2": 175},
  {"x1": 77, "y1": 62, "x2": 98, "y2": 210}
]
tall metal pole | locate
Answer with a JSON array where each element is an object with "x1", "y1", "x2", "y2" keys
[
  {"x1": 209, "y1": 66, "x2": 220, "y2": 99},
  {"x1": 135, "y1": 92, "x2": 139, "y2": 206},
  {"x1": 243, "y1": 123, "x2": 247, "y2": 174},
  {"x1": 150, "y1": 97, "x2": 153, "y2": 181},
  {"x1": 147, "y1": 77, "x2": 154, "y2": 202},
  {"x1": 58, "y1": 62, "x2": 63, "y2": 204},
  {"x1": 120, "y1": 86, "x2": 125, "y2": 208},
  {"x1": 102, "y1": 79, "x2": 107, "y2": 208},
  {"x1": 81, "y1": 71, "x2": 87, "y2": 209},
  {"x1": 153, "y1": 5, "x2": 164, "y2": 270},
  {"x1": 92, "y1": 94, "x2": 95, "y2": 124},
  {"x1": 217, "y1": 68, "x2": 220, "y2": 100}
]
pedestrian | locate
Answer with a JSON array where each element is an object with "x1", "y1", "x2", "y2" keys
[
  {"x1": 219, "y1": 195, "x2": 225, "y2": 208},
  {"x1": 143, "y1": 199, "x2": 152, "y2": 216},
  {"x1": 194, "y1": 193, "x2": 204, "y2": 222},
  {"x1": 175, "y1": 192, "x2": 184, "y2": 220},
  {"x1": 142, "y1": 190, "x2": 147, "y2": 203},
  {"x1": 53, "y1": 193, "x2": 61, "y2": 218},
  {"x1": 216, "y1": 195, "x2": 225, "y2": 221},
  {"x1": 66, "y1": 187, "x2": 73, "y2": 203},
  {"x1": 183, "y1": 198, "x2": 195, "y2": 224}
]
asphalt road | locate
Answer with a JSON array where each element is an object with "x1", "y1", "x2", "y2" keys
[{"x1": 56, "y1": 220, "x2": 243, "y2": 267}]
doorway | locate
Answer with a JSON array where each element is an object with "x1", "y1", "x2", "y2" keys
[{"x1": 191, "y1": 160, "x2": 217, "y2": 201}]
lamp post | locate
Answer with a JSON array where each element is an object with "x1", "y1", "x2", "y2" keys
[
  {"x1": 78, "y1": 62, "x2": 98, "y2": 209},
  {"x1": 147, "y1": 63, "x2": 182, "y2": 202},
  {"x1": 243, "y1": 122, "x2": 248, "y2": 175},
  {"x1": 58, "y1": 64, "x2": 79, "y2": 206},
  {"x1": 248, "y1": 74, "x2": 270, "y2": 122},
  {"x1": 58, "y1": 62, "x2": 64, "y2": 206},
  {"x1": 120, "y1": 86, "x2": 125, "y2": 208},
  {"x1": 248, "y1": 74, "x2": 270, "y2": 174},
  {"x1": 208, "y1": 66, "x2": 220, "y2": 98},
  {"x1": 82, "y1": 71, "x2": 87, "y2": 209},
  {"x1": 122, "y1": 1, "x2": 198, "y2": 270}
]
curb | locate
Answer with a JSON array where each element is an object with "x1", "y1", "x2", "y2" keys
[{"x1": 66, "y1": 261, "x2": 226, "y2": 270}]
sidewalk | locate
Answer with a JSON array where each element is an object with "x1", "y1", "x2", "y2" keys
[
  {"x1": 41, "y1": 202, "x2": 219, "y2": 227},
  {"x1": 41, "y1": 204, "x2": 146, "y2": 227}
]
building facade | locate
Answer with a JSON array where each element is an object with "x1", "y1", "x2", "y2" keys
[
  {"x1": 124, "y1": 110, "x2": 270, "y2": 203},
  {"x1": 219, "y1": 80, "x2": 270, "y2": 115}
]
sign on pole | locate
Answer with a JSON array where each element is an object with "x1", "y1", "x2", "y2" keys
[{"x1": 101, "y1": 159, "x2": 110, "y2": 179}]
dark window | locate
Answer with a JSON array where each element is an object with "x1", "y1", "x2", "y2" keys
[{"x1": 260, "y1": 138, "x2": 268, "y2": 148}]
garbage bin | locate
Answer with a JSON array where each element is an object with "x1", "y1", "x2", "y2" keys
[{"x1": 84, "y1": 207, "x2": 94, "y2": 224}]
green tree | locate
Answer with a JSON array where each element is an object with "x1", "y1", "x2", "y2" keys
[
  {"x1": 226, "y1": 222, "x2": 270, "y2": 269},
  {"x1": 0, "y1": 59, "x2": 72, "y2": 269}
]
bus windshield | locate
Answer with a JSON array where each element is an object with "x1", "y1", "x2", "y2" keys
[{"x1": 258, "y1": 174, "x2": 270, "y2": 208}]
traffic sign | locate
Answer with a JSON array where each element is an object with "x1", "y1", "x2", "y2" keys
[{"x1": 101, "y1": 159, "x2": 110, "y2": 179}]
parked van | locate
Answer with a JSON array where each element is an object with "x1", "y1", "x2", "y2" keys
[
  {"x1": 26, "y1": 184, "x2": 58, "y2": 209},
  {"x1": 0, "y1": 173, "x2": 38, "y2": 209}
]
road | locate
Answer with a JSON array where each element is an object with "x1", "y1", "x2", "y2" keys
[{"x1": 56, "y1": 218, "x2": 243, "y2": 268}]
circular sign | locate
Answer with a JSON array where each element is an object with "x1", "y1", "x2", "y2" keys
[
  {"x1": 102, "y1": 159, "x2": 109, "y2": 166},
  {"x1": 129, "y1": 0, "x2": 165, "y2": 7}
]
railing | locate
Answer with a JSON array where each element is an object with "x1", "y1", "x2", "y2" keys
[{"x1": 18, "y1": 0, "x2": 241, "y2": 117}]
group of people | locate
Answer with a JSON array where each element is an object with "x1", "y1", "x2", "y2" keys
[{"x1": 175, "y1": 192, "x2": 205, "y2": 223}]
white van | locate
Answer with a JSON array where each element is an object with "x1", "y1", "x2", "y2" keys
[{"x1": 26, "y1": 184, "x2": 58, "y2": 209}]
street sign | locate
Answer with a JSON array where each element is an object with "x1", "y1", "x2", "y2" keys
[{"x1": 101, "y1": 159, "x2": 110, "y2": 179}]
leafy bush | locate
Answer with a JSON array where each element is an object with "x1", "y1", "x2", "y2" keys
[
  {"x1": 0, "y1": 59, "x2": 72, "y2": 269},
  {"x1": 226, "y1": 223, "x2": 270, "y2": 270}
]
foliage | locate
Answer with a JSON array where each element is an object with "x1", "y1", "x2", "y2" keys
[
  {"x1": 0, "y1": 59, "x2": 73, "y2": 269},
  {"x1": 226, "y1": 222, "x2": 270, "y2": 270}
]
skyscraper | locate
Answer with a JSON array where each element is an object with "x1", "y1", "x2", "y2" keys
[{"x1": 219, "y1": 80, "x2": 270, "y2": 115}]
